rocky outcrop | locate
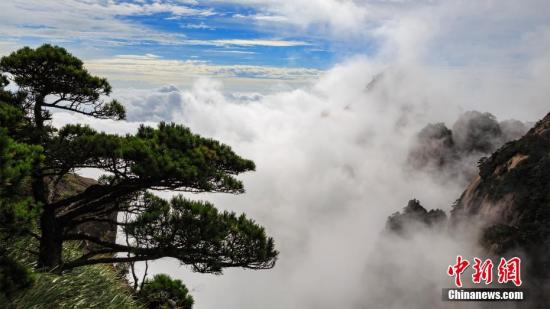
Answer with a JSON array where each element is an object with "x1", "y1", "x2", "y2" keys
[
  {"x1": 451, "y1": 112, "x2": 550, "y2": 236},
  {"x1": 407, "y1": 111, "x2": 529, "y2": 183},
  {"x1": 386, "y1": 199, "x2": 446, "y2": 235}
]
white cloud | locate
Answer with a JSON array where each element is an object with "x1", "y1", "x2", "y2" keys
[
  {"x1": 209, "y1": 50, "x2": 257, "y2": 55},
  {"x1": 180, "y1": 22, "x2": 215, "y2": 30},
  {"x1": 219, "y1": 0, "x2": 372, "y2": 34},
  {"x1": 84, "y1": 55, "x2": 321, "y2": 91},
  {"x1": 210, "y1": 39, "x2": 309, "y2": 47},
  {"x1": 0, "y1": 41, "x2": 22, "y2": 56},
  {"x1": 114, "y1": 53, "x2": 162, "y2": 60},
  {"x1": 2, "y1": 0, "x2": 549, "y2": 68},
  {"x1": 211, "y1": 0, "x2": 550, "y2": 68},
  {"x1": 0, "y1": 0, "x2": 211, "y2": 45},
  {"x1": 0, "y1": 1, "x2": 312, "y2": 52},
  {"x1": 233, "y1": 13, "x2": 289, "y2": 23}
]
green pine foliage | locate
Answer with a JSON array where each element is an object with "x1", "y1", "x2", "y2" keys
[
  {"x1": 138, "y1": 274, "x2": 194, "y2": 309},
  {"x1": 0, "y1": 44, "x2": 125, "y2": 120},
  {"x1": 0, "y1": 95, "x2": 41, "y2": 305},
  {"x1": 124, "y1": 194, "x2": 276, "y2": 273}
]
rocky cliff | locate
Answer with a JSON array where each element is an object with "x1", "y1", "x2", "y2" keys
[
  {"x1": 451, "y1": 112, "x2": 550, "y2": 254},
  {"x1": 451, "y1": 112, "x2": 550, "y2": 305}
]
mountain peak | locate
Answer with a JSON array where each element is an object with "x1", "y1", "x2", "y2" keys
[{"x1": 527, "y1": 111, "x2": 550, "y2": 136}]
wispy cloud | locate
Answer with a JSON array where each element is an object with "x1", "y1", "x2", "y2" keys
[
  {"x1": 222, "y1": 0, "x2": 372, "y2": 34},
  {"x1": 180, "y1": 22, "x2": 215, "y2": 30},
  {"x1": 113, "y1": 53, "x2": 163, "y2": 60},
  {"x1": 0, "y1": 0, "x2": 198, "y2": 45},
  {"x1": 209, "y1": 50, "x2": 257, "y2": 55},
  {"x1": 233, "y1": 13, "x2": 289, "y2": 23},
  {"x1": 85, "y1": 54, "x2": 321, "y2": 88},
  {"x1": 0, "y1": 1, "x2": 311, "y2": 52},
  {"x1": 210, "y1": 39, "x2": 310, "y2": 47}
]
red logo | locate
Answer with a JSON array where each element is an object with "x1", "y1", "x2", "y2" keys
[
  {"x1": 472, "y1": 258, "x2": 493, "y2": 284},
  {"x1": 498, "y1": 257, "x2": 522, "y2": 286},
  {"x1": 447, "y1": 255, "x2": 469, "y2": 287},
  {"x1": 447, "y1": 256, "x2": 522, "y2": 287}
]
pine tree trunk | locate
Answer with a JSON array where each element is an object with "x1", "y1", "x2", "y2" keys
[
  {"x1": 32, "y1": 95, "x2": 63, "y2": 270},
  {"x1": 37, "y1": 208, "x2": 63, "y2": 270}
]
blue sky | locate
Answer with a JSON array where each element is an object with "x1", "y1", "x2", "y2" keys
[
  {"x1": 0, "y1": 0, "x2": 381, "y2": 90},
  {"x1": 0, "y1": 0, "x2": 373, "y2": 70},
  {"x1": 1, "y1": 0, "x2": 549, "y2": 91},
  {"x1": 118, "y1": 9, "x2": 330, "y2": 68}
]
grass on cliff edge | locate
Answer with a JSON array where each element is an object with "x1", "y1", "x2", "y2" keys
[{"x1": 6, "y1": 239, "x2": 140, "y2": 309}]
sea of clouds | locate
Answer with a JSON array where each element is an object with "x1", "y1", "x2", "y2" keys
[{"x1": 50, "y1": 1, "x2": 550, "y2": 308}]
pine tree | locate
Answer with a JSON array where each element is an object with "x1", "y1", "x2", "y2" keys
[
  {"x1": 0, "y1": 44, "x2": 278, "y2": 273},
  {"x1": 0, "y1": 79, "x2": 39, "y2": 304}
]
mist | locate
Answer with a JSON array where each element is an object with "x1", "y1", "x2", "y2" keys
[{"x1": 48, "y1": 1, "x2": 550, "y2": 308}]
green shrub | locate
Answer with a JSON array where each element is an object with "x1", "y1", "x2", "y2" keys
[{"x1": 138, "y1": 274, "x2": 193, "y2": 309}]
